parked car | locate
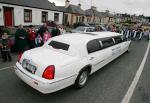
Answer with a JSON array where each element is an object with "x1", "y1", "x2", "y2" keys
[
  {"x1": 91, "y1": 25, "x2": 107, "y2": 31},
  {"x1": 71, "y1": 26, "x2": 95, "y2": 33},
  {"x1": 15, "y1": 32, "x2": 131, "y2": 94}
]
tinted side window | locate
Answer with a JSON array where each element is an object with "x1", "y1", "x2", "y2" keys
[
  {"x1": 122, "y1": 36, "x2": 127, "y2": 41},
  {"x1": 102, "y1": 38, "x2": 114, "y2": 49},
  {"x1": 114, "y1": 36, "x2": 123, "y2": 44},
  {"x1": 86, "y1": 28, "x2": 94, "y2": 32},
  {"x1": 87, "y1": 40, "x2": 101, "y2": 54},
  {"x1": 49, "y1": 40, "x2": 69, "y2": 51},
  {"x1": 86, "y1": 28, "x2": 91, "y2": 32}
]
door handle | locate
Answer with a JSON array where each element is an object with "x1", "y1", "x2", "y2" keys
[{"x1": 89, "y1": 57, "x2": 94, "y2": 60}]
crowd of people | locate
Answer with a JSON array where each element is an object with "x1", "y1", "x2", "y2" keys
[
  {"x1": 0, "y1": 23, "x2": 63, "y2": 62},
  {"x1": 0, "y1": 23, "x2": 150, "y2": 62},
  {"x1": 120, "y1": 28, "x2": 150, "y2": 40},
  {"x1": 106, "y1": 24, "x2": 150, "y2": 41}
]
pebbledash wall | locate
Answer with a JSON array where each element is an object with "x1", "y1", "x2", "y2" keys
[{"x1": 0, "y1": 3, "x2": 63, "y2": 26}]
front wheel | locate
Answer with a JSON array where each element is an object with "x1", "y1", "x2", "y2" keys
[{"x1": 74, "y1": 70, "x2": 89, "y2": 88}]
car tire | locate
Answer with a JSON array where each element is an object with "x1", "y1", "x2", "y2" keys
[
  {"x1": 126, "y1": 46, "x2": 131, "y2": 53},
  {"x1": 126, "y1": 43, "x2": 131, "y2": 53},
  {"x1": 74, "y1": 70, "x2": 89, "y2": 89}
]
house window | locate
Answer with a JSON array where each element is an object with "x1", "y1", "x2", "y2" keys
[
  {"x1": 79, "y1": 17, "x2": 82, "y2": 22},
  {"x1": 76, "y1": 16, "x2": 78, "y2": 22},
  {"x1": 54, "y1": 13, "x2": 59, "y2": 22},
  {"x1": 24, "y1": 9, "x2": 32, "y2": 22},
  {"x1": 42, "y1": 11, "x2": 48, "y2": 23}
]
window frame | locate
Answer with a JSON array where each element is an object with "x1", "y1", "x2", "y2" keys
[
  {"x1": 48, "y1": 40, "x2": 70, "y2": 51},
  {"x1": 87, "y1": 39, "x2": 102, "y2": 54},
  {"x1": 42, "y1": 11, "x2": 48, "y2": 23},
  {"x1": 87, "y1": 35, "x2": 128, "y2": 54},
  {"x1": 54, "y1": 13, "x2": 59, "y2": 22},
  {"x1": 100, "y1": 38, "x2": 115, "y2": 49},
  {"x1": 24, "y1": 9, "x2": 32, "y2": 23},
  {"x1": 113, "y1": 36, "x2": 123, "y2": 44}
]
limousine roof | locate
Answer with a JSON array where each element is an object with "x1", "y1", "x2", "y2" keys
[{"x1": 52, "y1": 32, "x2": 122, "y2": 45}]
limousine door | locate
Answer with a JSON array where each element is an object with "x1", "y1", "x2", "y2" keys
[{"x1": 87, "y1": 40, "x2": 112, "y2": 73}]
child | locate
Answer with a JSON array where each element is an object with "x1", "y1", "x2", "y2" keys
[
  {"x1": 43, "y1": 30, "x2": 51, "y2": 43},
  {"x1": 0, "y1": 32, "x2": 11, "y2": 62},
  {"x1": 35, "y1": 34, "x2": 43, "y2": 47}
]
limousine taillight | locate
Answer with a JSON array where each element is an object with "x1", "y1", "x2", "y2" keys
[
  {"x1": 18, "y1": 53, "x2": 23, "y2": 62},
  {"x1": 42, "y1": 65, "x2": 55, "y2": 80}
]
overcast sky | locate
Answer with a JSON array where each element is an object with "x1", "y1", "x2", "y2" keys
[{"x1": 49, "y1": 0, "x2": 150, "y2": 16}]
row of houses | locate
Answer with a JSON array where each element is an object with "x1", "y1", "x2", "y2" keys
[
  {"x1": 0, "y1": 0, "x2": 63, "y2": 27},
  {"x1": 0, "y1": 0, "x2": 149, "y2": 27},
  {"x1": 58, "y1": 0, "x2": 114, "y2": 26}
]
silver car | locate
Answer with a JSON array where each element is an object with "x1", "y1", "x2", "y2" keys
[{"x1": 71, "y1": 26, "x2": 95, "y2": 33}]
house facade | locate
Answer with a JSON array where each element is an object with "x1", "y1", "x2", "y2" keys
[
  {"x1": 85, "y1": 6, "x2": 101, "y2": 24},
  {"x1": 85, "y1": 7, "x2": 115, "y2": 25},
  {"x1": 0, "y1": 0, "x2": 63, "y2": 27},
  {"x1": 59, "y1": 0, "x2": 85, "y2": 26}
]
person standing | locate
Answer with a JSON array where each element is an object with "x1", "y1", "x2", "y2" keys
[
  {"x1": 37, "y1": 23, "x2": 48, "y2": 38},
  {"x1": 15, "y1": 24, "x2": 28, "y2": 53},
  {"x1": 139, "y1": 29, "x2": 143, "y2": 40},
  {"x1": 0, "y1": 32, "x2": 11, "y2": 62},
  {"x1": 35, "y1": 34, "x2": 43, "y2": 47},
  {"x1": 27, "y1": 26, "x2": 36, "y2": 49},
  {"x1": 43, "y1": 30, "x2": 51, "y2": 44},
  {"x1": 0, "y1": 27, "x2": 3, "y2": 38},
  {"x1": 52, "y1": 27, "x2": 60, "y2": 37},
  {"x1": 148, "y1": 31, "x2": 150, "y2": 40}
]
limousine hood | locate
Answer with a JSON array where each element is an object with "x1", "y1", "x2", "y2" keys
[{"x1": 21, "y1": 47, "x2": 79, "y2": 76}]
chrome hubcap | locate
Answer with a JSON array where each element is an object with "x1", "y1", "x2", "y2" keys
[{"x1": 79, "y1": 72, "x2": 88, "y2": 86}]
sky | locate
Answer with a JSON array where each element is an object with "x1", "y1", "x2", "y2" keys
[{"x1": 48, "y1": 0, "x2": 150, "y2": 16}]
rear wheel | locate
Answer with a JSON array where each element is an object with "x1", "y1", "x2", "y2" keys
[
  {"x1": 126, "y1": 43, "x2": 131, "y2": 53},
  {"x1": 126, "y1": 46, "x2": 131, "y2": 53},
  {"x1": 74, "y1": 70, "x2": 89, "y2": 88}
]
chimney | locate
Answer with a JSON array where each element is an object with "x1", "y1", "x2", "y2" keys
[
  {"x1": 65, "y1": 0, "x2": 70, "y2": 8},
  {"x1": 52, "y1": 2, "x2": 55, "y2": 6},
  {"x1": 78, "y1": 3, "x2": 81, "y2": 8}
]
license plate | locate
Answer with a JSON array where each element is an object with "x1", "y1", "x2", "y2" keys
[{"x1": 22, "y1": 59, "x2": 37, "y2": 74}]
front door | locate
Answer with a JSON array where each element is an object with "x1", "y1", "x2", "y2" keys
[{"x1": 4, "y1": 7, "x2": 13, "y2": 27}]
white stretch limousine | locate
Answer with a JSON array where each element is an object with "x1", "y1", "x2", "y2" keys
[{"x1": 15, "y1": 32, "x2": 131, "y2": 94}]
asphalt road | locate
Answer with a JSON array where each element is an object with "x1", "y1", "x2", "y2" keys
[{"x1": 0, "y1": 40, "x2": 149, "y2": 103}]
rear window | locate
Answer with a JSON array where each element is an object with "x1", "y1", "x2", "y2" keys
[{"x1": 49, "y1": 40, "x2": 69, "y2": 51}]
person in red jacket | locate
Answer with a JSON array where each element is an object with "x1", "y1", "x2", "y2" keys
[
  {"x1": 0, "y1": 32, "x2": 11, "y2": 62},
  {"x1": 27, "y1": 26, "x2": 36, "y2": 49}
]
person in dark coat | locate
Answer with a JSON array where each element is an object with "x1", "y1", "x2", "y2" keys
[
  {"x1": 51, "y1": 27, "x2": 60, "y2": 37},
  {"x1": 27, "y1": 26, "x2": 36, "y2": 49},
  {"x1": 0, "y1": 32, "x2": 11, "y2": 62},
  {"x1": 37, "y1": 23, "x2": 48, "y2": 38},
  {"x1": 15, "y1": 24, "x2": 28, "y2": 53},
  {"x1": 0, "y1": 27, "x2": 3, "y2": 38}
]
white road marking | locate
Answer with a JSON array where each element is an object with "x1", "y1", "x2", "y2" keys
[
  {"x1": 0, "y1": 66, "x2": 15, "y2": 71},
  {"x1": 121, "y1": 41, "x2": 150, "y2": 103}
]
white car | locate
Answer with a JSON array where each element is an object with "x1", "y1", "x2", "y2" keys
[{"x1": 15, "y1": 32, "x2": 131, "y2": 94}]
